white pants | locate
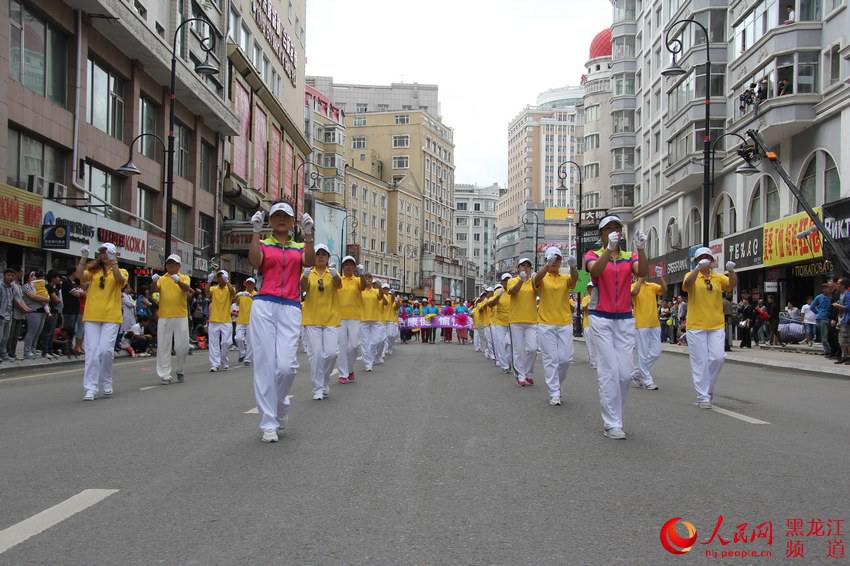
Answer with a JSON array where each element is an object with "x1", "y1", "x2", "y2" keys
[
  {"x1": 473, "y1": 328, "x2": 481, "y2": 351},
  {"x1": 492, "y1": 325, "x2": 512, "y2": 371},
  {"x1": 82, "y1": 322, "x2": 120, "y2": 395},
  {"x1": 375, "y1": 323, "x2": 388, "y2": 361},
  {"x1": 302, "y1": 328, "x2": 311, "y2": 355},
  {"x1": 484, "y1": 325, "x2": 496, "y2": 360},
  {"x1": 385, "y1": 323, "x2": 397, "y2": 355},
  {"x1": 235, "y1": 323, "x2": 253, "y2": 363},
  {"x1": 539, "y1": 324, "x2": 573, "y2": 397},
  {"x1": 304, "y1": 325, "x2": 338, "y2": 396},
  {"x1": 208, "y1": 322, "x2": 232, "y2": 369},
  {"x1": 510, "y1": 323, "x2": 538, "y2": 379},
  {"x1": 584, "y1": 322, "x2": 597, "y2": 368},
  {"x1": 250, "y1": 301, "x2": 301, "y2": 432},
  {"x1": 338, "y1": 319, "x2": 360, "y2": 377},
  {"x1": 686, "y1": 329, "x2": 726, "y2": 403},
  {"x1": 157, "y1": 317, "x2": 190, "y2": 379},
  {"x1": 631, "y1": 326, "x2": 661, "y2": 387},
  {"x1": 591, "y1": 316, "x2": 636, "y2": 431},
  {"x1": 361, "y1": 321, "x2": 382, "y2": 370}
]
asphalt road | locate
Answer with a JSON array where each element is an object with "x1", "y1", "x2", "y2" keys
[{"x1": 0, "y1": 339, "x2": 848, "y2": 565}]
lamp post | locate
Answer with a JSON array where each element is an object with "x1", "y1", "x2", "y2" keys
[
  {"x1": 709, "y1": 132, "x2": 760, "y2": 190},
  {"x1": 291, "y1": 160, "x2": 319, "y2": 240},
  {"x1": 557, "y1": 160, "x2": 583, "y2": 334},
  {"x1": 662, "y1": 18, "x2": 711, "y2": 246},
  {"x1": 341, "y1": 213, "x2": 358, "y2": 264},
  {"x1": 401, "y1": 243, "x2": 416, "y2": 296},
  {"x1": 521, "y1": 211, "x2": 540, "y2": 270}
]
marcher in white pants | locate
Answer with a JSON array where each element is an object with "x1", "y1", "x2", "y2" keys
[
  {"x1": 682, "y1": 247, "x2": 737, "y2": 409},
  {"x1": 581, "y1": 286, "x2": 597, "y2": 369},
  {"x1": 74, "y1": 243, "x2": 127, "y2": 400},
  {"x1": 359, "y1": 275, "x2": 387, "y2": 372},
  {"x1": 507, "y1": 259, "x2": 538, "y2": 385},
  {"x1": 533, "y1": 246, "x2": 578, "y2": 405},
  {"x1": 301, "y1": 243, "x2": 341, "y2": 400},
  {"x1": 584, "y1": 215, "x2": 648, "y2": 439},
  {"x1": 206, "y1": 270, "x2": 236, "y2": 372},
  {"x1": 336, "y1": 257, "x2": 366, "y2": 384},
  {"x1": 152, "y1": 254, "x2": 193, "y2": 384},
  {"x1": 384, "y1": 292, "x2": 398, "y2": 357},
  {"x1": 630, "y1": 268, "x2": 666, "y2": 390},
  {"x1": 247, "y1": 201, "x2": 315, "y2": 443},
  {"x1": 233, "y1": 278, "x2": 256, "y2": 366},
  {"x1": 375, "y1": 284, "x2": 391, "y2": 363},
  {"x1": 486, "y1": 277, "x2": 514, "y2": 373}
]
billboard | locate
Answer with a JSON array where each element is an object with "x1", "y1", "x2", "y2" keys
[{"x1": 313, "y1": 200, "x2": 348, "y2": 264}]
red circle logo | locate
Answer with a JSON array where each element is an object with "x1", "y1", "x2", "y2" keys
[{"x1": 660, "y1": 517, "x2": 698, "y2": 555}]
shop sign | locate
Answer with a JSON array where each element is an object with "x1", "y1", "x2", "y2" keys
[
  {"x1": 765, "y1": 281, "x2": 778, "y2": 292},
  {"x1": 822, "y1": 197, "x2": 850, "y2": 267},
  {"x1": 0, "y1": 182, "x2": 42, "y2": 248},
  {"x1": 42, "y1": 224, "x2": 69, "y2": 249},
  {"x1": 193, "y1": 248, "x2": 209, "y2": 274},
  {"x1": 762, "y1": 209, "x2": 822, "y2": 267},
  {"x1": 147, "y1": 234, "x2": 194, "y2": 271},
  {"x1": 251, "y1": 0, "x2": 297, "y2": 86},
  {"x1": 724, "y1": 228, "x2": 763, "y2": 270},
  {"x1": 792, "y1": 260, "x2": 834, "y2": 278},
  {"x1": 220, "y1": 228, "x2": 254, "y2": 253}
]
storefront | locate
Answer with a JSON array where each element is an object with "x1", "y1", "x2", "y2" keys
[
  {"x1": 648, "y1": 248, "x2": 690, "y2": 298},
  {"x1": 0, "y1": 183, "x2": 43, "y2": 271},
  {"x1": 761, "y1": 209, "x2": 822, "y2": 306},
  {"x1": 724, "y1": 227, "x2": 764, "y2": 300}
]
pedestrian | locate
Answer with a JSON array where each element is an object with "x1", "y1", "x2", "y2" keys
[
  {"x1": 37, "y1": 271, "x2": 63, "y2": 359},
  {"x1": 374, "y1": 282, "x2": 392, "y2": 363},
  {"x1": 6, "y1": 266, "x2": 29, "y2": 360},
  {"x1": 682, "y1": 247, "x2": 737, "y2": 409},
  {"x1": 136, "y1": 288, "x2": 152, "y2": 321},
  {"x1": 533, "y1": 246, "x2": 578, "y2": 406},
  {"x1": 482, "y1": 287, "x2": 497, "y2": 361},
  {"x1": 61, "y1": 271, "x2": 83, "y2": 356},
  {"x1": 630, "y1": 266, "x2": 666, "y2": 390},
  {"x1": 812, "y1": 284, "x2": 833, "y2": 356},
  {"x1": 658, "y1": 299, "x2": 672, "y2": 344},
  {"x1": 507, "y1": 258, "x2": 539, "y2": 386},
  {"x1": 766, "y1": 294, "x2": 782, "y2": 346},
  {"x1": 0, "y1": 269, "x2": 16, "y2": 362},
  {"x1": 670, "y1": 297, "x2": 680, "y2": 344},
  {"x1": 234, "y1": 278, "x2": 257, "y2": 366},
  {"x1": 358, "y1": 274, "x2": 386, "y2": 373},
  {"x1": 423, "y1": 300, "x2": 438, "y2": 343},
  {"x1": 677, "y1": 296, "x2": 689, "y2": 345},
  {"x1": 206, "y1": 269, "x2": 236, "y2": 372},
  {"x1": 121, "y1": 285, "x2": 137, "y2": 337},
  {"x1": 581, "y1": 283, "x2": 597, "y2": 368},
  {"x1": 738, "y1": 297, "x2": 755, "y2": 348},
  {"x1": 441, "y1": 299, "x2": 454, "y2": 343},
  {"x1": 152, "y1": 254, "x2": 192, "y2": 384},
  {"x1": 486, "y1": 275, "x2": 513, "y2": 374},
  {"x1": 832, "y1": 278, "x2": 850, "y2": 364},
  {"x1": 75, "y1": 243, "x2": 127, "y2": 400},
  {"x1": 584, "y1": 215, "x2": 648, "y2": 440},
  {"x1": 455, "y1": 301, "x2": 470, "y2": 344},
  {"x1": 723, "y1": 294, "x2": 734, "y2": 352},
  {"x1": 801, "y1": 295, "x2": 816, "y2": 346},
  {"x1": 22, "y1": 269, "x2": 50, "y2": 360},
  {"x1": 247, "y1": 201, "x2": 315, "y2": 443},
  {"x1": 301, "y1": 243, "x2": 341, "y2": 400},
  {"x1": 383, "y1": 290, "x2": 398, "y2": 357}
]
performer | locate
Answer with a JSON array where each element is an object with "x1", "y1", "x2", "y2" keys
[
  {"x1": 630, "y1": 266, "x2": 666, "y2": 390},
  {"x1": 682, "y1": 247, "x2": 736, "y2": 409},
  {"x1": 383, "y1": 289, "x2": 398, "y2": 358},
  {"x1": 359, "y1": 275, "x2": 386, "y2": 372},
  {"x1": 75, "y1": 243, "x2": 127, "y2": 400},
  {"x1": 582, "y1": 283, "x2": 597, "y2": 368},
  {"x1": 336, "y1": 257, "x2": 366, "y2": 384},
  {"x1": 374, "y1": 282, "x2": 391, "y2": 364},
  {"x1": 234, "y1": 278, "x2": 257, "y2": 366},
  {"x1": 152, "y1": 254, "x2": 192, "y2": 384},
  {"x1": 301, "y1": 243, "x2": 341, "y2": 401},
  {"x1": 585, "y1": 216, "x2": 648, "y2": 440},
  {"x1": 248, "y1": 201, "x2": 315, "y2": 443},
  {"x1": 533, "y1": 247, "x2": 578, "y2": 405},
  {"x1": 486, "y1": 276, "x2": 513, "y2": 373},
  {"x1": 507, "y1": 259, "x2": 538, "y2": 386},
  {"x1": 206, "y1": 270, "x2": 236, "y2": 372}
]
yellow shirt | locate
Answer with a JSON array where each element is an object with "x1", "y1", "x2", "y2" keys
[
  {"x1": 82, "y1": 268, "x2": 128, "y2": 323},
  {"x1": 235, "y1": 290, "x2": 256, "y2": 325},
  {"x1": 492, "y1": 290, "x2": 511, "y2": 326},
  {"x1": 156, "y1": 273, "x2": 191, "y2": 319},
  {"x1": 361, "y1": 288, "x2": 383, "y2": 322},
  {"x1": 337, "y1": 275, "x2": 363, "y2": 321},
  {"x1": 508, "y1": 277, "x2": 538, "y2": 324},
  {"x1": 581, "y1": 295, "x2": 591, "y2": 329},
  {"x1": 302, "y1": 269, "x2": 339, "y2": 326},
  {"x1": 684, "y1": 272, "x2": 729, "y2": 330},
  {"x1": 386, "y1": 297, "x2": 399, "y2": 323},
  {"x1": 537, "y1": 273, "x2": 574, "y2": 325},
  {"x1": 632, "y1": 282, "x2": 662, "y2": 329},
  {"x1": 208, "y1": 285, "x2": 234, "y2": 324}
]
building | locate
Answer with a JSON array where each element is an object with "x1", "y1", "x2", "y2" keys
[
  {"x1": 2, "y1": 0, "x2": 239, "y2": 280},
  {"x1": 454, "y1": 183, "x2": 500, "y2": 292},
  {"x1": 307, "y1": 76, "x2": 440, "y2": 119},
  {"x1": 305, "y1": 84, "x2": 346, "y2": 210}
]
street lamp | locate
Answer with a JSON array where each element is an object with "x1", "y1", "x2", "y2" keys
[
  {"x1": 401, "y1": 243, "x2": 416, "y2": 296},
  {"x1": 521, "y1": 211, "x2": 540, "y2": 270},
  {"x1": 341, "y1": 213, "x2": 358, "y2": 264},
  {"x1": 663, "y1": 18, "x2": 711, "y2": 246},
  {"x1": 292, "y1": 160, "x2": 320, "y2": 239},
  {"x1": 557, "y1": 160, "x2": 583, "y2": 335},
  {"x1": 117, "y1": 132, "x2": 167, "y2": 177}
]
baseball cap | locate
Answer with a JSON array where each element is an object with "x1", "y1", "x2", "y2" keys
[
  {"x1": 694, "y1": 246, "x2": 714, "y2": 261},
  {"x1": 245, "y1": 277, "x2": 256, "y2": 284},
  {"x1": 494, "y1": 284, "x2": 503, "y2": 290},
  {"x1": 342, "y1": 255, "x2": 356, "y2": 265},
  {"x1": 381, "y1": 283, "x2": 390, "y2": 289},
  {"x1": 587, "y1": 281, "x2": 594, "y2": 288},
  {"x1": 500, "y1": 272, "x2": 512, "y2": 281},
  {"x1": 518, "y1": 257, "x2": 532, "y2": 267},
  {"x1": 217, "y1": 269, "x2": 228, "y2": 277},
  {"x1": 544, "y1": 246, "x2": 563, "y2": 261},
  {"x1": 485, "y1": 286, "x2": 494, "y2": 293},
  {"x1": 98, "y1": 242, "x2": 117, "y2": 254},
  {"x1": 269, "y1": 202, "x2": 295, "y2": 217},
  {"x1": 599, "y1": 215, "x2": 623, "y2": 230},
  {"x1": 315, "y1": 243, "x2": 330, "y2": 255},
  {"x1": 165, "y1": 254, "x2": 181, "y2": 264}
]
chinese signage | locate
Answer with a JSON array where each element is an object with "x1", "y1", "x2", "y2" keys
[
  {"x1": 648, "y1": 249, "x2": 690, "y2": 284},
  {"x1": 253, "y1": 107, "x2": 267, "y2": 192},
  {"x1": 233, "y1": 82, "x2": 251, "y2": 180},
  {"x1": 0, "y1": 183, "x2": 42, "y2": 248},
  {"x1": 42, "y1": 224, "x2": 69, "y2": 249},
  {"x1": 763, "y1": 208, "x2": 822, "y2": 267},
  {"x1": 724, "y1": 227, "x2": 763, "y2": 271},
  {"x1": 193, "y1": 249, "x2": 209, "y2": 274},
  {"x1": 251, "y1": 0, "x2": 298, "y2": 86}
]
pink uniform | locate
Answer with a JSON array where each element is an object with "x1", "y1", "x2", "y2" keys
[
  {"x1": 256, "y1": 235, "x2": 304, "y2": 307},
  {"x1": 584, "y1": 248, "x2": 638, "y2": 318}
]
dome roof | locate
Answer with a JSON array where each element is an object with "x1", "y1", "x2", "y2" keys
[{"x1": 589, "y1": 28, "x2": 612, "y2": 59}]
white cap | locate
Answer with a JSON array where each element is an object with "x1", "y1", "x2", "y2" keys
[
  {"x1": 342, "y1": 255, "x2": 356, "y2": 265},
  {"x1": 694, "y1": 246, "x2": 714, "y2": 261},
  {"x1": 381, "y1": 283, "x2": 390, "y2": 289},
  {"x1": 599, "y1": 215, "x2": 623, "y2": 230},
  {"x1": 587, "y1": 281, "x2": 594, "y2": 287},
  {"x1": 245, "y1": 277, "x2": 256, "y2": 284},
  {"x1": 485, "y1": 286, "x2": 494, "y2": 293},
  {"x1": 217, "y1": 269, "x2": 228, "y2": 277},
  {"x1": 269, "y1": 202, "x2": 295, "y2": 217},
  {"x1": 315, "y1": 243, "x2": 330, "y2": 255},
  {"x1": 500, "y1": 272, "x2": 512, "y2": 281},
  {"x1": 98, "y1": 242, "x2": 117, "y2": 254},
  {"x1": 165, "y1": 254, "x2": 181, "y2": 264},
  {"x1": 494, "y1": 284, "x2": 503, "y2": 290},
  {"x1": 518, "y1": 257, "x2": 532, "y2": 267},
  {"x1": 544, "y1": 246, "x2": 563, "y2": 261}
]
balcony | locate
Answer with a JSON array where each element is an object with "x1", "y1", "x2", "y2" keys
[
  {"x1": 730, "y1": 93, "x2": 819, "y2": 145},
  {"x1": 730, "y1": 22, "x2": 822, "y2": 76},
  {"x1": 664, "y1": 156, "x2": 705, "y2": 193}
]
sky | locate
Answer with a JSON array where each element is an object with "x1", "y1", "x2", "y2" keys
[{"x1": 305, "y1": 0, "x2": 613, "y2": 187}]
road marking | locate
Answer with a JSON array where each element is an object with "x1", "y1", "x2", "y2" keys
[
  {"x1": 0, "y1": 489, "x2": 119, "y2": 555},
  {"x1": 0, "y1": 359, "x2": 151, "y2": 385},
  {"x1": 712, "y1": 406, "x2": 770, "y2": 425},
  {"x1": 244, "y1": 407, "x2": 259, "y2": 414},
  {"x1": 139, "y1": 385, "x2": 159, "y2": 391}
]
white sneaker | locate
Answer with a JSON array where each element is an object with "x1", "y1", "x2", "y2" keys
[
  {"x1": 103, "y1": 389, "x2": 113, "y2": 398},
  {"x1": 698, "y1": 401, "x2": 713, "y2": 409},
  {"x1": 549, "y1": 396, "x2": 561, "y2": 406},
  {"x1": 83, "y1": 391, "x2": 96, "y2": 401},
  {"x1": 261, "y1": 430, "x2": 279, "y2": 443},
  {"x1": 209, "y1": 367, "x2": 218, "y2": 372},
  {"x1": 160, "y1": 378, "x2": 172, "y2": 385},
  {"x1": 603, "y1": 427, "x2": 626, "y2": 440},
  {"x1": 322, "y1": 387, "x2": 330, "y2": 398},
  {"x1": 640, "y1": 383, "x2": 659, "y2": 390},
  {"x1": 312, "y1": 392, "x2": 324, "y2": 400}
]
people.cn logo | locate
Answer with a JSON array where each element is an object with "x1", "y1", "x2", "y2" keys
[{"x1": 660, "y1": 517, "x2": 698, "y2": 555}]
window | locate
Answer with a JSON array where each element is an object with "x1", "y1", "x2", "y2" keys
[
  {"x1": 473, "y1": 218, "x2": 481, "y2": 226},
  {"x1": 139, "y1": 97, "x2": 158, "y2": 159},
  {"x1": 797, "y1": 52, "x2": 819, "y2": 93},
  {"x1": 9, "y1": 1, "x2": 67, "y2": 104},
  {"x1": 200, "y1": 142, "x2": 215, "y2": 193},
  {"x1": 394, "y1": 114, "x2": 409, "y2": 125},
  {"x1": 137, "y1": 185, "x2": 156, "y2": 224},
  {"x1": 827, "y1": 45, "x2": 841, "y2": 87},
  {"x1": 86, "y1": 162, "x2": 120, "y2": 220},
  {"x1": 612, "y1": 110, "x2": 634, "y2": 133},
  {"x1": 825, "y1": 153, "x2": 841, "y2": 203},
  {"x1": 175, "y1": 122, "x2": 191, "y2": 178},
  {"x1": 352, "y1": 116, "x2": 366, "y2": 126},
  {"x1": 613, "y1": 0, "x2": 636, "y2": 21},
  {"x1": 239, "y1": 23, "x2": 251, "y2": 54},
  {"x1": 612, "y1": 37, "x2": 635, "y2": 59},
  {"x1": 584, "y1": 163, "x2": 600, "y2": 178},
  {"x1": 584, "y1": 134, "x2": 600, "y2": 150},
  {"x1": 456, "y1": 233, "x2": 467, "y2": 241},
  {"x1": 356, "y1": 103, "x2": 368, "y2": 113},
  {"x1": 171, "y1": 203, "x2": 190, "y2": 241},
  {"x1": 228, "y1": 8, "x2": 239, "y2": 42},
  {"x1": 351, "y1": 184, "x2": 357, "y2": 199},
  {"x1": 613, "y1": 73, "x2": 636, "y2": 96},
  {"x1": 584, "y1": 105, "x2": 600, "y2": 122},
  {"x1": 392, "y1": 135, "x2": 410, "y2": 148},
  {"x1": 87, "y1": 57, "x2": 124, "y2": 140},
  {"x1": 352, "y1": 136, "x2": 366, "y2": 149},
  {"x1": 612, "y1": 148, "x2": 635, "y2": 170},
  {"x1": 456, "y1": 217, "x2": 468, "y2": 226},
  {"x1": 648, "y1": 227, "x2": 659, "y2": 257},
  {"x1": 457, "y1": 202, "x2": 467, "y2": 211},
  {"x1": 612, "y1": 185, "x2": 634, "y2": 207},
  {"x1": 6, "y1": 127, "x2": 64, "y2": 188},
  {"x1": 392, "y1": 156, "x2": 409, "y2": 169},
  {"x1": 473, "y1": 203, "x2": 481, "y2": 212},
  {"x1": 748, "y1": 183, "x2": 762, "y2": 228},
  {"x1": 198, "y1": 213, "x2": 214, "y2": 253},
  {"x1": 712, "y1": 193, "x2": 736, "y2": 238},
  {"x1": 686, "y1": 208, "x2": 702, "y2": 246}
]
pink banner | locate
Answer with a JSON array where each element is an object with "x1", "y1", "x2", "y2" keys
[
  {"x1": 233, "y1": 82, "x2": 251, "y2": 179},
  {"x1": 269, "y1": 125, "x2": 281, "y2": 200},
  {"x1": 283, "y1": 141, "x2": 293, "y2": 201},
  {"x1": 295, "y1": 154, "x2": 304, "y2": 217},
  {"x1": 253, "y1": 107, "x2": 267, "y2": 192},
  {"x1": 400, "y1": 315, "x2": 472, "y2": 329}
]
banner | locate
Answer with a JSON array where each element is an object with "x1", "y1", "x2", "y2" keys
[
  {"x1": 0, "y1": 183, "x2": 42, "y2": 248},
  {"x1": 399, "y1": 315, "x2": 472, "y2": 329},
  {"x1": 762, "y1": 208, "x2": 822, "y2": 266}
]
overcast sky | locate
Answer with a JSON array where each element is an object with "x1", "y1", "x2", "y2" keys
[{"x1": 305, "y1": 0, "x2": 612, "y2": 187}]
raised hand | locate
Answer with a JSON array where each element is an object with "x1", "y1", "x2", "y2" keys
[
  {"x1": 634, "y1": 231, "x2": 647, "y2": 250},
  {"x1": 607, "y1": 231, "x2": 620, "y2": 251},
  {"x1": 151, "y1": 273, "x2": 160, "y2": 283},
  {"x1": 655, "y1": 266, "x2": 663, "y2": 277},
  {"x1": 566, "y1": 256, "x2": 577, "y2": 269},
  {"x1": 80, "y1": 246, "x2": 90, "y2": 259},
  {"x1": 725, "y1": 261, "x2": 736, "y2": 271},
  {"x1": 301, "y1": 213, "x2": 314, "y2": 236},
  {"x1": 171, "y1": 274, "x2": 181, "y2": 283},
  {"x1": 251, "y1": 210, "x2": 265, "y2": 233},
  {"x1": 697, "y1": 258, "x2": 712, "y2": 270}
]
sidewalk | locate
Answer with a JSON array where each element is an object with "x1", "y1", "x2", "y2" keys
[{"x1": 574, "y1": 337, "x2": 850, "y2": 378}]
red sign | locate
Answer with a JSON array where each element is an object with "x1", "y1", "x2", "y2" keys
[
  {"x1": 269, "y1": 125, "x2": 281, "y2": 201},
  {"x1": 233, "y1": 82, "x2": 251, "y2": 179},
  {"x1": 253, "y1": 107, "x2": 267, "y2": 193},
  {"x1": 295, "y1": 154, "x2": 304, "y2": 217},
  {"x1": 283, "y1": 141, "x2": 293, "y2": 201}
]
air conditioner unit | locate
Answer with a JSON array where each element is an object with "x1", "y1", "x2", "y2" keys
[
  {"x1": 48, "y1": 182, "x2": 67, "y2": 200},
  {"x1": 26, "y1": 175, "x2": 48, "y2": 196}
]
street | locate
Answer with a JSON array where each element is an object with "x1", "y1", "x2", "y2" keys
[{"x1": 1, "y1": 342, "x2": 848, "y2": 565}]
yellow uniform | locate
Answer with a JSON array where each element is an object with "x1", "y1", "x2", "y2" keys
[
  {"x1": 581, "y1": 295, "x2": 591, "y2": 329},
  {"x1": 235, "y1": 290, "x2": 256, "y2": 325},
  {"x1": 537, "y1": 273, "x2": 574, "y2": 325},
  {"x1": 156, "y1": 273, "x2": 191, "y2": 318},
  {"x1": 82, "y1": 268, "x2": 129, "y2": 323},
  {"x1": 384, "y1": 296, "x2": 397, "y2": 323},
  {"x1": 361, "y1": 288, "x2": 382, "y2": 322},
  {"x1": 507, "y1": 277, "x2": 538, "y2": 324},
  {"x1": 208, "y1": 285, "x2": 234, "y2": 324},
  {"x1": 632, "y1": 282, "x2": 662, "y2": 329},
  {"x1": 491, "y1": 290, "x2": 510, "y2": 326},
  {"x1": 302, "y1": 269, "x2": 339, "y2": 326},
  {"x1": 684, "y1": 272, "x2": 729, "y2": 330},
  {"x1": 337, "y1": 275, "x2": 363, "y2": 321}
]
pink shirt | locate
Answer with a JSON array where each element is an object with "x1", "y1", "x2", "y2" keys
[
  {"x1": 584, "y1": 247, "x2": 637, "y2": 318},
  {"x1": 256, "y1": 235, "x2": 304, "y2": 307}
]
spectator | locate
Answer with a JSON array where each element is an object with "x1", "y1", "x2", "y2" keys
[
  {"x1": 785, "y1": 300, "x2": 801, "y2": 322},
  {"x1": 0, "y1": 269, "x2": 16, "y2": 362},
  {"x1": 723, "y1": 294, "x2": 734, "y2": 352},
  {"x1": 22, "y1": 269, "x2": 50, "y2": 359},
  {"x1": 754, "y1": 298, "x2": 769, "y2": 344},
  {"x1": 833, "y1": 278, "x2": 850, "y2": 364},
  {"x1": 829, "y1": 278, "x2": 842, "y2": 357},
  {"x1": 136, "y1": 288, "x2": 152, "y2": 320},
  {"x1": 738, "y1": 297, "x2": 755, "y2": 348},
  {"x1": 6, "y1": 266, "x2": 29, "y2": 360},
  {"x1": 52, "y1": 326, "x2": 71, "y2": 356},
  {"x1": 61, "y1": 271, "x2": 84, "y2": 355},
  {"x1": 766, "y1": 294, "x2": 781, "y2": 345},
  {"x1": 783, "y1": 5, "x2": 795, "y2": 23},
  {"x1": 38, "y1": 271, "x2": 63, "y2": 359},
  {"x1": 755, "y1": 79, "x2": 768, "y2": 103},
  {"x1": 121, "y1": 286, "x2": 137, "y2": 335},
  {"x1": 812, "y1": 283, "x2": 833, "y2": 357},
  {"x1": 778, "y1": 79, "x2": 791, "y2": 96},
  {"x1": 676, "y1": 296, "x2": 688, "y2": 345},
  {"x1": 800, "y1": 295, "x2": 816, "y2": 346}
]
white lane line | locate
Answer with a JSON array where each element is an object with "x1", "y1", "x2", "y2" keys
[
  {"x1": 0, "y1": 489, "x2": 119, "y2": 555},
  {"x1": 712, "y1": 406, "x2": 770, "y2": 425},
  {"x1": 139, "y1": 385, "x2": 159, "y2": 391},
  {"x1": 0, "y1": 359, "x2": 151, "y2": 385},
  {"x1": 244, "y1": 407, "x2": 259, "y2": 414}
]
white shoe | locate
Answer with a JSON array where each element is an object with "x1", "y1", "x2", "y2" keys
[
  {"x1": 83, "y1": 391, "x2": 96, "y2": 401},
  {"x1": 160, "y1": 378, "x2": 172, "y2": 385},
  {"x1": 603, "y1": 427, "x2": 626, "y2": 439},
  {"x1": 549, "y1": 396, "x2": 561, "y2": 406},
  {"x1": 322, "y1": 387, "x2": 330, "y2": 398},
  {"x1": 365, "y1": 367, "x2": 373, "y2": 372},
  {"x1": 209, "y1": 367, "x2": 218, "y2": 372},
  {"x1": 261, "y1": 430, "x2": 279, "y2": 443},
  {"x1": 312, "y1": 392, "x2": 324, "y2": 400},
  {"x1": 102, "y1": 389, "x2": 113, "y2": 398},
  {"x1": 698, "y1": 401, "x2": 713, "y2": 409},
  {"x1": 222, "y1": 364, "x2": 229, "y2": 371}
]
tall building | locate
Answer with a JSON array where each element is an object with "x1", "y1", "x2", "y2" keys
[
  {"x1": 307, "y1": 77, "x2": 440, "y2": 119},
  {"x1": 454, "y1": 183, "x2": 500, "y2": 291}
]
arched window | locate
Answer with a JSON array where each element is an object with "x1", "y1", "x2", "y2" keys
[
  {"x1": 648, "y1": 227, "x2": 659, "y2": 257},
  {"x1": 666, "y1": 217, "x2": 680, "y2": 251},
  {"x1": 825, "y1": 153, "x2": 841, "y2": 203},
  {"x1": 799, "y1": 157, "x2": 817, "y2": 211},
  {"x1": 686, "y1": 207, "x2": 701, "y2": 246},
  {"x1": 712, "y1": 193, "x2": 736, "y2": 238},
  {"x1": 748, "y1": 184, "x2": 762, "y2": 228},
  {"x1": 766, "y1": 177, "x2": 779, "y2": 222},
  {"x1": 750, "y1": 176, "x2": 779, "y2": 227}
]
